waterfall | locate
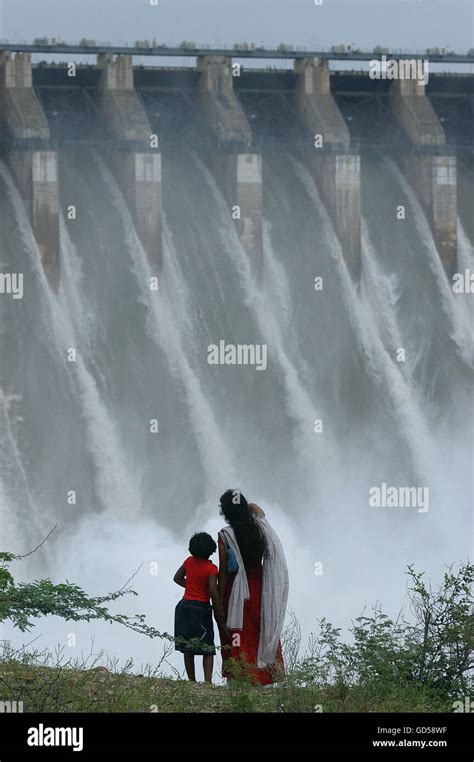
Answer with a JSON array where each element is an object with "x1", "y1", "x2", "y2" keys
[
  {"x1": 385, "y1": 158, "x2": 474, "y2": 369},
  {"x1": 0, "y1": 389, "x2": 45, "y2": 545},
  {"x1": 291, "y1": 157, "x2": 434, "y2": 482},
  {"x1": 193, "y1": 152, "x2": 333, "y2": 492},
  {"x1": 0, "y1": 140, "x2": 471, "y2": 672},
  {"x1": 0, "y1": 162, "x2": 140, "y2": 528},
  {"x1": 96, "y1": 155, "x2": 238, "y2": 502},
  {"x1": 456, "y1": 218, "x2": 474, "y2": 330},
  {"x1": 457, "y1": 219, "x2": 474, "y2": 270},
  {"x1": 360, "y1": 218, "x2": 406, "y2": 365}
]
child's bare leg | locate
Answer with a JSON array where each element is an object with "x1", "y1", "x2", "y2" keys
[
  {"x1": 203, "y1": 654, "x2": 213, "y2": 683},
  {"x1": 184, "y1": 652, "x2": 196, "y2": 681}
]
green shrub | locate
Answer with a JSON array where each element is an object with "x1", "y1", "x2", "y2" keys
[{"x1": 280, "y1": 562, "x2": 473, "y2": 709}]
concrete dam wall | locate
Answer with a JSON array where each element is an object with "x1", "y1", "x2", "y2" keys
[{"x1": 0, "y1": 50, "x2": 471, "y2": 287}]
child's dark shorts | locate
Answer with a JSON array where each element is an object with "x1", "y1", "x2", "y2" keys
[{"x1": 174, "y1": 599, "x2": 216, "y2": 655}]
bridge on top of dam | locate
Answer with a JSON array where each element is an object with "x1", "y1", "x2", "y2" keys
[
  {"x1": 0, "y1": 40, "x2": 473, "y2": 289},
  {"x1": 1, "y1": 39, "x2": 474, "y2": 64}
]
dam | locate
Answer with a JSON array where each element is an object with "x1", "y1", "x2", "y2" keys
[
  {"x1": 0, "y1": 43, "x2": 472, "y2": 286},
  {"x1": 0, "y1": 36, "x2": 472, "y2": 683}
]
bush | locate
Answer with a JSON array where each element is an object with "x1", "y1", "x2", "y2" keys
[
  {"x1": 1, "y1": 552, "x2": 471, "y2": 713},
  {"x1": 282, "y1": 562, "x2": 473, "y2": 707},
  {"x1": 0, "y1": 532, "x2": 170, "y2": 641}
]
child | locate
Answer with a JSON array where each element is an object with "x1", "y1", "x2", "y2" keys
[{"x1": 173, "y1": 531, "x2": 226, "y2": 683}]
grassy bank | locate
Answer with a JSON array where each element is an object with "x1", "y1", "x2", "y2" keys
[
  {"x1": 1, "y1": 562, "x2": 471, "y2": 713},
  {"x1": 0, "y1": 654, "x2": 458, "y2": 713}
]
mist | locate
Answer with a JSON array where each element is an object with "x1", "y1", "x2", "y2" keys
[{"x1": 0, "y1": 135, "x2": 472, "y2": 679}]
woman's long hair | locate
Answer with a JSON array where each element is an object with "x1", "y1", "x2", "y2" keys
[{"x1": 219, "y1": 489, "x2": 265, "y2": 569}]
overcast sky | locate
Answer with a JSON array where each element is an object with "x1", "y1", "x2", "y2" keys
[
  {"x1": 0, "y1": 0, "x2": 472, "y2": 72},
  {"x1": 1, "y1": 0, "x2": 472, "y2": 49}
]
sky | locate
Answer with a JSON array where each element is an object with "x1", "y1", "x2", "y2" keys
[{"x1": 0, "y1": 0, "x2": 472, "y2": 55}]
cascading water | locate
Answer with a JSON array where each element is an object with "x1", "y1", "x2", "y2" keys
[
  {"x1": 193, "y1": 152, "x2": 333, "y2": 490},
  {"x1": 290, "y1": 155, "x2": 435, "y2": 482},
  {"x1": 97, "y1": 155, "x2": 239, "y2": 502},
  {"x1": 0, "y1": 162, "x2": 141, "y2": 530},
  {"x1": 384, "y1": 157, "x2": 473, "y2": 369},
  {"x1": 0, "y1": 137, "x2": 472, "y2": 676}
]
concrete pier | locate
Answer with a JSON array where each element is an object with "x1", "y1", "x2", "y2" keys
[
  {"x1": 197, "y1": 55, "x2": 263, "y2": 271},
  {"x1": 0, "y1": 49, "x2": 467, "y2": 288},
  {"x1": 96, "y1": 54, "x2": 161, "y2": 267},
  {"x1": 294, "y1": 57, "x2": 361, "y2": 280},
  {"x1": 390, "y1": 77, "x2": 457, "y2": 276},
  {"x1": 0, "y1": 52, "x2": 59, "y2": 287}
]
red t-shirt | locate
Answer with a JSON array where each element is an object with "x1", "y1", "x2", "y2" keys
[{"x1": 182, "y1": 556, "x2": 218, "y2": 602}]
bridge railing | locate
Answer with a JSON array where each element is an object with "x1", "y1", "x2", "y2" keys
[{"x1": 0, "y1": 40, "x2": 473, "y2": 64}]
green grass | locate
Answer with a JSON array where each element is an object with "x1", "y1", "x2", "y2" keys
[
  {"x1": 0, "y1": 658, "x2": 454, "y2": 713},
  {"x1": 1, "y1": 562, "x2": 470, "y2": 713}
]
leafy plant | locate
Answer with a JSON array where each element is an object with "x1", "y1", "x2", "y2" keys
[
  {"x1": 291, "y1": 562, "x2": 473, "y2": 700},
  {"x1": 0, "y1": 530, "x2": 171, "y2": 641}
]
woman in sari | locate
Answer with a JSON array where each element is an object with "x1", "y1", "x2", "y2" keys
[{"x1": 216, "y1": 488, "x2": 289, "y2": 685}]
